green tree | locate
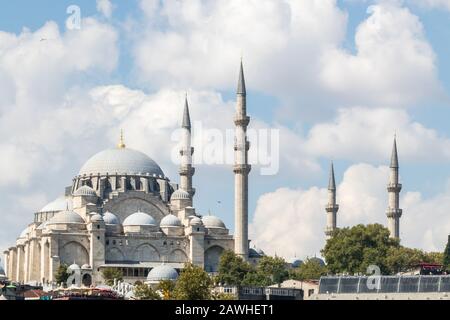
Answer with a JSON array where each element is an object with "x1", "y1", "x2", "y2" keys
[
  {"x1": 385, "y1": 246, "x2": 427, "y2": 274},
  {"x1": 134, "y1": 282, "x2": 161, "y2": 300},
  {"x1": 256, "y1": 256, "x2": 289, "y2": 285},
  {"x1": 157, "y1": 279, "x2": 176, "y2": 300},
  {"x1": 241, "y1": 271, "x2": 272, "y2": 287},
  {"x1": 443, "y1": 236, "x2": 450, "y2": 270},
  {"x1": 216, "y1": 250, "x2": 253, "y2": 286},
  {"x1": 322, "y1": 224, "x2": 399, "y2": 275},
  {"x1": 173, "y1": 263, "x2": 213, "y2": 300},
  {"x1": 55, "y1": 264, "x2": 69, "y2": 286},
  {"x1": 101, "y1": 268, "x2": 123, "y2": 286},
  {"x1": 290, "y1": 258, "x2": 328, "y2": 280}
]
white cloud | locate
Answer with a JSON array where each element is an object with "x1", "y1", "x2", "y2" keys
[
  {"x1": 305, "y1": 107, "x2": 450, "y2": 163},
  {"x1": 409, "y1": 0, "x2": 450, "y2": 11},
  {"x1": 97, "y1": 0, "x2": 114, "y2": 18},
  {"x1": 250, "y1": 163, "x2": 450, "y2": 259}
]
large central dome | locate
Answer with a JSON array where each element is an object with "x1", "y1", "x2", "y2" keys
[{"x1": 79, "y1": 147, "x2": 165, "y2": 177}]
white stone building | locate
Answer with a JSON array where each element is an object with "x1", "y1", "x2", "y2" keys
[{"x1": 2, "y1": 63, "x2": 262, "y2": 286}]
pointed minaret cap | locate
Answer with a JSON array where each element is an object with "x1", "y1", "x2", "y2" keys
[
  {"x1": 328, "y1": 161, "x2": 336, "y2": 191},
  {"x1": 390, "y1": 136, "x2": 399, "y2": 168},
  {"x1": 237, "y1": 60, "x2": 246, "y2": 95},
  {"x1": 182, "y1": 94, "x2": 191, "y2": 130},
  {"x1": 117, "y1": 129, "x2": 126, "y2": 149}
]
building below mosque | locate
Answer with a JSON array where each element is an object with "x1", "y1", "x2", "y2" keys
[{"x1": 2, "y1": 63, "x2": 263, "y2": 286}]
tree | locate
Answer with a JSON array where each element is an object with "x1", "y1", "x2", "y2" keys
[
  {"x1": 173, "y1": 263, "x2": 213, "y2": 300},
  {"x1": 322, "y1": 224, "x2": 399, "y2": 275},
  {"x1": 385, "y1": 247, "x2": 428, "y2": 274},
  {"x1": 216, "y1": 250, "x2": 253, "y2": 286},
  {"x1": 241, "y1": 270, "x2": 272, "y2": 287},
  {"x1": 290, "y1": 258, "x2": 328, "y2": 281},
  {"x1": 134, "y1": 282, "x2": 161, "y2": 300},
  {"x1": 157, "y1": 280, "x2": 176, "y2": 300},
  {"x1": 101, "y1": 268, "x2": 123, "y2": 286},
  {"x1": 55, "y1": 264, "x2": 69, "y2": 286},
  {"x1": 443, "y1": 236, "x2": 450, "y2": 270},
  {"x1": 256, "y1": 256, "x2": 289, "y2": 285}
]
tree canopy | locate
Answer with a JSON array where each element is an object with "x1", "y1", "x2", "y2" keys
[
  {"x1": 101, "y1": 268, "x2": 123, "y2": 286},
  {"x1": 173, "y1": 263, "x2": 213, "y2": 300},
  {"x1": 290, "y1": 258, "x2": 328, "y2": 281},
  {"x1": 443, "y1": 236, "x2": 450, "y2": 270},
  {"x1": 133, "y1": 282, "x2": 161, "y2": 300},
  {"x1": 55, "y1": 264, "x2": 69, "y2": 286}
]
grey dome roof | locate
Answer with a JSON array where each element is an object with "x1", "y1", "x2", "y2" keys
[
  {"x1": 171, "y1": 189, "x2": 190, "y2": 200},
  {"x1": 18, "y1": 227, "x2": 29, "y2": 239},
  {"x1": 123, "y1": 212, "x2": 156, "y2": 226},
  {"x1": 40, "y1": 196, "x2": 72, "y2": 213},
  {"x1": 160, "y1": 214, "x2": 182, "y2": 227},
  {"x1": 74, "y1": 185, "x2": 97, "y2": 197},
  {"x1": 288, "y1": 258, "x2": 303, "y2": 268},
  {"x1": 147, "y1": 265, "x2": 178, "y2": 282},
  {"x1": 189, "y1": 216, "x2": 203, "y2": 226},
  {"x1": 249, "y1": 247, "x2": 265, "y2": 258},
  {"x1": 91, "y1": 213, "x2": 104, "y2": 222},
  {"x1": 309, "y1": 257, "x2": 325, "y2": 266},
  {"x1": 103, "y1": 211, "x2": 120, "y2": 225},
  {"x1": 68, "y1": 263, "x2": 81, "y2": 271},
  {"x1": 79, "y1": 148, "x2": 164, "y2": 177},
  {"x1": 49, "y1": 210, "x2": 85, "y2": 224},
  {"x1": 202, "y1": 216, "x2": 226, "y2": 229}
]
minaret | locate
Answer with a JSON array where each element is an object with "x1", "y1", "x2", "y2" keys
[
  {"x1": 325, "y1": 162, "x2": 339, "y2": 240},
  {"x1": 179, "y1": 95, "x2": 195, "y2": 205},
  {"x1": 234, "y1": 61, "x2": 251, "y2": 260},
  {"x1": 386, "y1": 136, "x2": 402, "y2": 240}
]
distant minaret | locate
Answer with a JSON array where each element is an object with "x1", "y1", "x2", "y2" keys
[
  {"x1": 386, "y1": 136, "x2": 402, "y2": 240},
  {"x1": 234, "y1": 61, "x2": 251, "y2": 260},
  {"x1": 179, "y1": 95, "x2": 195, "y2": 205},
  {"x1": 325, "y1": 162, "x2": 339, "y2": 240}
]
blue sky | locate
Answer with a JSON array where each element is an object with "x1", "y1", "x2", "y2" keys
[{"x1": 1, "y1": 0, "x2": 450, "y2": 259}]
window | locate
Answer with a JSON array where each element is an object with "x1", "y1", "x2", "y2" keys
[
  {"x1": 97, "y1": 225, "x2": 100, "y2": 229},
  {"x1": 112, "y1": 240, "x2": 116, "y2": 245},
  {"x1": 97, "y1": 236, "x2": 100, "y2": 240},
  {"x1": 106, "y1": 240, "x2": 109, "y2": 245}
]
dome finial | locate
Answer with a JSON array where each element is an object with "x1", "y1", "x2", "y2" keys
[{"x1": 118, "y1": 129, "x2": 126, "y2": 149}]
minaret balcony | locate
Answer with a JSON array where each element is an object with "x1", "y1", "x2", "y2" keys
[
  {"x1": 325, "y1": 227, "x2": 335, "y2": 237},
  {"x1": 233, "y1": 164, "x2": 252, "y2": 174},
  {"x1": 179, "y1": 166, "x2": 195, "y2": 176},
  {"x1": 325, "y1": 204, "x2": 339, "y2": 212},
  {"x1": 179, "y1": 147, "x2": 194, "y2": 156},
  {"x1": 234, "y1": 116, "x2": 250, "y2": 127},
  {"x1": 387, "y1": 183, "x2": 402, "y2": 192},
  {"x1": 234, "y1": 141, "x2": 251, "y2": 151},
  {"x1": 386, "y1": 208, "x2": 402, "y2": 218}
]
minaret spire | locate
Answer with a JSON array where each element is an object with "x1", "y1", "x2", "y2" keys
[
  {"x1": 234, "y1": 60, "x2": 251, "y2": 260},
  {"x1": 386, "y1": 135, "x2": 402, "y2": 240},
  {"x1": 117, "y1": 129, "x2": 126, "y2": 149},
  {"x1": 325, "y1": 161, "x2": 339, "y2": 240},
  {"x1": 179, "y1": 94, "x2": 195, "y2": 204}
]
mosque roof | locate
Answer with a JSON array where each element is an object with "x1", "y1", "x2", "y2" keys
[
  {"x1": 160, "y1": 214, "x2": 182, "y2": 227},
  {"x1": 147, "y1": 265, "x2": 179, "y2": 282},
  {"x1": 123, "y1": 212, "x2": 156, "y2": 226}
]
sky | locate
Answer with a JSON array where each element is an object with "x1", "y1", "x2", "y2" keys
[{"x1": 2, "y1": 0, "x2": 450, "y2": 264}]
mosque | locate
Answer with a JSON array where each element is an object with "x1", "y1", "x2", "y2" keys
[{"x1": 2, "y1": 62, "x2": 263, "y2": 286}]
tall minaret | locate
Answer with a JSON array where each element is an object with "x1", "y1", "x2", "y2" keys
[
  {"x1": 234, "y1": 61, "x2": 251, "y2": 260},
  {"x1": 325, "y1": 162, "x2": 339, "y2": 240},
  {"x1": 179, "y1": 95, "x2": 195, "y2": 205},
  {"x1": 386, "y1": 136, "x2": 402, "y2": 240}
]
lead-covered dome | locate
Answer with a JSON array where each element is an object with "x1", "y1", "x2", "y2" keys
[
  {"x1": 40, "y1": 196, "x2": 72, "y2": 213},
  {"x1": 123, "y1": 212, "x2": 156, "y2": 226},
  {"x1": 78, "y1": 148, "x2": 165, "y2": 177},
  {"x1": 103, "y1": 211, "x2": 120, "y2": 225},
  {"x1": 160, "y1": 214, "x2": 182, "y2": 227},
  {"x1": 147, "y1": 265, "x2": 178, "y2": 282},
  {"x1": 49, "y1": 210, "x2": 85, "y2": 224},
  {"x1": 74, "y1": 185, "x2": 97, "y2": 197},
  {"x1": 202, "y1": 216, "x2": 226, "y2": 229},
  {"x1": 171, "y1": 189, "x2": 190, "y2": 201}
]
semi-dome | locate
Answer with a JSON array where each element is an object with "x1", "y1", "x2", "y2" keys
[
  {"x1": 160, "y1": 214, "x2": 182, "y2": 227},
  {"x1": 103, "y1": 211, "x2": 120, "y2": 225},
  {"x1": 40, "y1": 196, "x2": 72, "y2": 213},
  {"x1": 78, "y1": 148, "x2": 165, "y2": 177},
  {"x1": 147, "y1": 265, "x2": 178, "y2": 282},
  {"x1": 74, "y1": 185, "x2": 97, "y2": 197},
  {"x1": 171, "y1": 189, "x2": 190, "y2": 201},
  {"x1": 49, "y1": 210, "x2": 85, "y2": 224},
  {"x1": 123, "y1": 212, "x2": 156, "y2": 226},
  {"x1": 202, "y1": 216, "x2": 226, "y2": 229}
]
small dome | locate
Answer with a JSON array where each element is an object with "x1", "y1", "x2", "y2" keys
[
  {"x1": 123, "y1": 212, "x2": 156, "y2": 226},
  {"x1": 68, "y1": 263, "x2": 81, "y2": 271},
  {"x1": 40, "y1": 196, "x2": 72, "y2": 213},
  {"x1": 103, "y1": 211, "x2": 120, "y2": 225},
  {"x1": 202, "y1": 216, "x2": 226, "y2": 229},
  {"x1": 171, "y1": 189, "x2": 190, "y2": 201},
  {"x1": 160, "y1": 214, "x2": 182, "y2": 227},
  {"x1": 91, "y1": 213, "x2": 104, "y2": 222},
  {"x1": 289, "y1": 258, "x2": 303, "y2": 268},
  {"x1": 18, "y1": 227, "x2": 29, "y2": 239},
  {"x1": 189, "y1": 216, "x2": 203, "y2": 226},
  {"x1": 49, "y1": 210, "x2": 85, "y2": 224},
  {"x1": 74, "y1": 186, "x2": 97, "y2": 197},
  {"x1": 147, "y1": 265, "x2": 178, "y2": 282},
  {"x1": 81, "y1": 264, "x2": 91, "y2": 270}
]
